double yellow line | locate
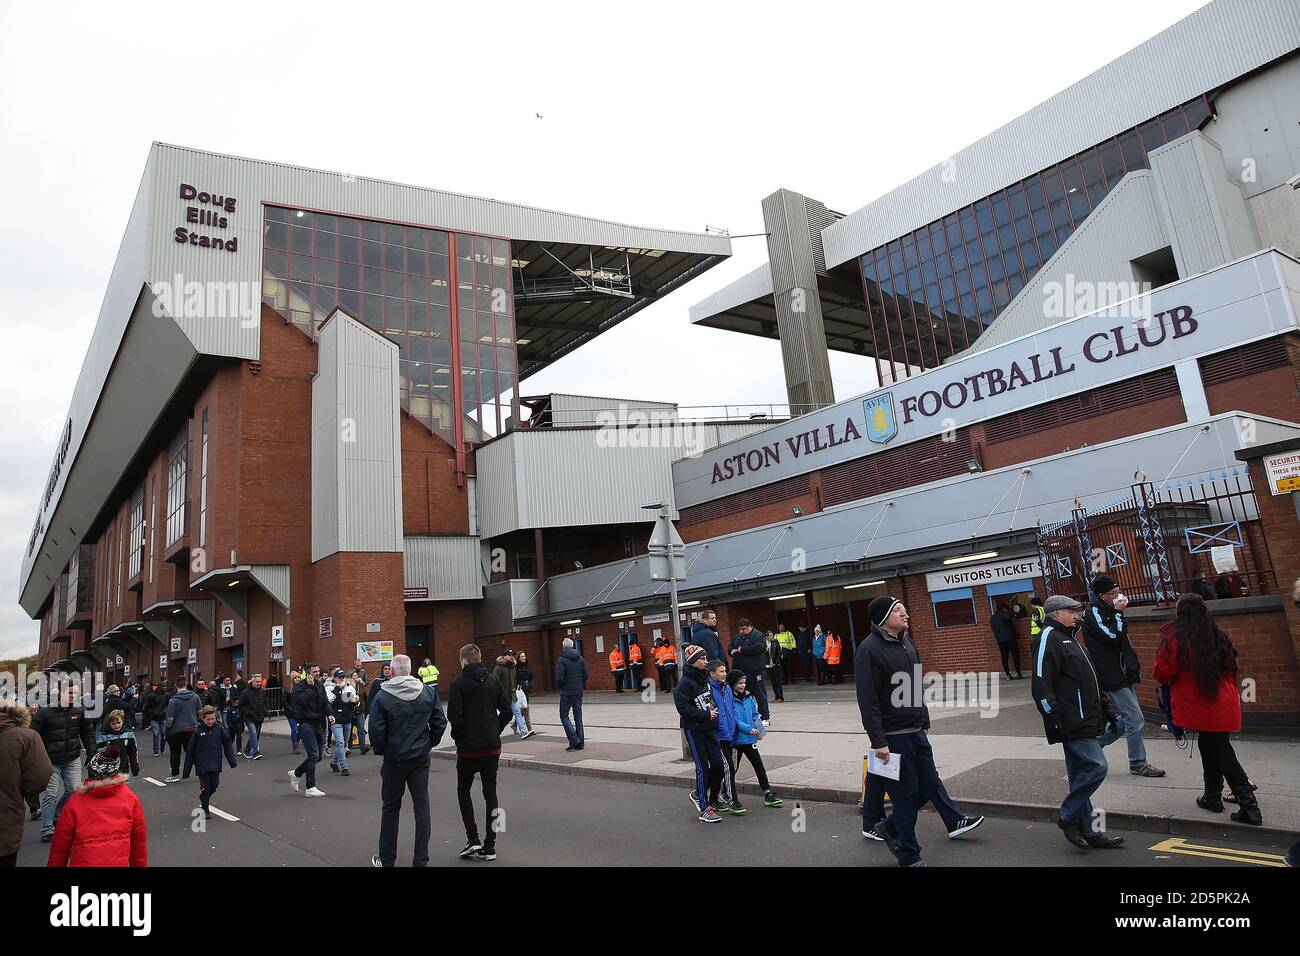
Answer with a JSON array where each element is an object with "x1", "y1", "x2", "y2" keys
[{"x1": 1149, "y1": 837, "x2": 1286, "y2": 867}]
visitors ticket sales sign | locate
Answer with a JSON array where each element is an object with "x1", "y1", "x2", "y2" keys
[
  {"x1": 924, "y1": 558, "x2": 1040, "y2": 592},
  {"x1": 672, "y1": 253, "x2": 1299, "y2": 508}
]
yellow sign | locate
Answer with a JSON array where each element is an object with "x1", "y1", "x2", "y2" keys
[{"x1": 1276, "y1": 475, "x2": 1300, "y2": 493}]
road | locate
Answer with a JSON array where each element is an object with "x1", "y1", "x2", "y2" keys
[{"x1": 18, "y1": 744, "x2": 1292, "y2": 867}]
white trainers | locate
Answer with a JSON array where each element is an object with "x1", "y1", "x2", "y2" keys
[
  {"x1": 163, "y1": 775, "x2": 180, "y2": 783},
  {"x1": 287, "y1": 771, "x2": 299, "y2": 792},
  {"x1": 305, "y1": 787, "x2": 326, "y2": 797}
]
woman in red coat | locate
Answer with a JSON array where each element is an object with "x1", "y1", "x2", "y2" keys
[
  {"x1": 47, "y1": 744, "x2": 148, "y2": 867},
  {"x1": 1152, "y1": 593, "x2": 1260, "y2": 825}
]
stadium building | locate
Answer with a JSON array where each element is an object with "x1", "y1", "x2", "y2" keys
[{"x1": 25, "y1": 0, "x2": 1300, "y2": 725}]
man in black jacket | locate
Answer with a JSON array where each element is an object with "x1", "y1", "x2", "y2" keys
[
  {"x1": 288, "y1": 663, "x2": 330, "y2": 796},
  {"x1": 730, "y1": 619, "x2": 770, "y2": 722},
  {"x1": 368, "y1": 654, "x2": 446, "y2": 868},
  {"x1": 31, "y1": 682, "x2": 96, "y2": 842},
  {"x1": 855, "y1": 596, "x2": 983, "y2": 866},
  {"x1": 238, "y1": 675, "x2": 268, "y2": 760},
  {"x1": 1079, "y1": 575, "x2": 1164, "y2": 778},
  {"x1": 448, "y1": 644, "x2": 512, "y2": 861},
  {"x1": 554, "y1": 638, "x2": 588, "y2": 751},
  {"x1": 1032, "y1": 594, "x2": 1125, "y2": 849},
  {"x1": 990, "y1": 604, "x2": 1023, "y2": 679}
]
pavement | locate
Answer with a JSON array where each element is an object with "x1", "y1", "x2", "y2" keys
[
  {"x1": 15, "y1": 741, "x2": 1294, "y2": 867},
  {"x1": 286, "y1": 674, "x2": 1300, "y2": 846}
]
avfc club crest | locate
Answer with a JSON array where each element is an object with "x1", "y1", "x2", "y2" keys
[{"x1": 863, "y1": 393, "x2": 898, "y2": 445}]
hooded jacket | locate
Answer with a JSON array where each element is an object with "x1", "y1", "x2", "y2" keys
[
  {"x1": 95, "y1": 728, "x2": 140, "y2": 777},
  {"x1": 31, "y1": 703, "x2": 96, "y2": 766},
  {"x1": 710, "y1": 676, "x2": 738, "y2": 741},
  {"x1": 491, "y1": 658, "x2": 518, "y2": 695},
  {"x1": 0, "y1": 705, "x2": 54, "y2": 856},
  {"x1": 688, "y1": 621, "x2": 724, "y2": 662},
  {"x1": 554, "y1": 647, "x2": 588, "y2": 697},
  {"x1": 1080, "y1": 596, "x2": 1141, "y2": 690},
  {"x1": 854, "y1": 624, "x2": 930, "y2": 750},
  {"x1": 447, "y1": 662, "x2": 512, "y2": 755},
  {"x1": 164, "y1": 688, "x2": 202, "y2": 735},
  {"x1": 142, "y1": 689, "x2": 169, "y2": 722},
  {"x1": 1031, "y1": 619, "x2": 1119, "y2": 744},
  {"x1": 369, "y1": 675, "x2": 447, "y2": 762},
  {"x1": 46, "y1": 774, "x2": 148, "y2": 868},
  {"x1": 673, "y1": 664, "x2": 717, "y2": 735},
  {"x1": 730, "y1": 691, "x2": 765, "y2": 747},
  {"x1": 182, "y1": 719, "x2": 238, "y2": 777}
]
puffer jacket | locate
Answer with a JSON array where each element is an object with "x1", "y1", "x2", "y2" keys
[
  {"x1": 710, "y1": 677, "x2": 737, "y2": 740},
  {"x1": 31, "y1": 705, "x2": 96, "y2": 766},
  {"x1": 688, "y1": 621, "x2": 724, "y2": 662},
  {"x1": 369, "y1": 676, "x2": 447, "y2": 762},
  {"x1": 0, "y1": 705, "x2": 54, "y2": 856},
  {"x1": 46, "y1": 774, "x2": 148, "y2": 867},
  {"x1": 238, "y1": 685, "x2": 268, "y2": 724},
  {"x1": 730, "y1": 692, "x2": 765, "y2": 747},
  {"x1": 673, "y1": 665, "x2": 717, "y2": 734},
  {"x1": 554, "y1": 648, "x2": 588, "y2": 696}
]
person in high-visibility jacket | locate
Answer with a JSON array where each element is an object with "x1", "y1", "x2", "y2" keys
[
  {"x1": 627, "y1": 638, "x2": 644, "y2": 692},
  {"x1": 775, "y1": 626, "x2": 797, "y2": 685},
  {"x1": 417, "y1": 658, "x2": 439, "y2": 685},
  {"x1": 824, "y1": 632, "x2": 843, "y2": 684},
  {"x1": 1029, "y1": 597, "x2": 1046, "y2": 638},
  {"x1": 654, "y1": 640, "x2": 678, "y2": 692},
  {"x1": 608, "y1": 646, "x2": 627, "y2": 692}
]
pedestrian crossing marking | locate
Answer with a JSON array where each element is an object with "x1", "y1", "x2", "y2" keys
[
  {"x1": 143, "y1": 777, "x2": 167, "y2": 787},
  {"x1": 207, "y1": 806, "x2": 240, "y2": 822},
  {"x1": 1148, "y1": 837, "x2": 1285, "y2": 867}
]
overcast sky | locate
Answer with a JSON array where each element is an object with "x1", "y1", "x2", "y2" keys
[{"x1": 0, "y1": 0, "x2": 1206, "y2": 657}]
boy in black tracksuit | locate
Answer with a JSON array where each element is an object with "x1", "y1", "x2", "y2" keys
[
  {"x1": 673, "y1": 644, "x2": 723, "y2": 823},
  {"x1": 447, "y1": 644, "x2": 513, "y2": 861},
  {"x1": 182, "y1": 706, "x2": 239, "y2": 818}
]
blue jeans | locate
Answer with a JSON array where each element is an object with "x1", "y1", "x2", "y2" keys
[
  {"x1": 863, "y1": 768, "x2": 962, "y2": 833},
  {"x1": 559, "y1": 695, "x2": 584, "y2": 747},
  {"x1": 355, "y1": 716, "x2": 367, "y2": 747},
  {"x1": 150, "y1": 719, "x2": 165, "y2": 755},
  {"x1": 1062, "y1": 738, "x2": 1109, "y2": 834},
  {"x1": 1105, "y1": 685, "x2": 1148, "y2": 767},
  {"x1": 331, "y1": 722, "x2": 350, "y2": 769},
  {"x1": 510, "y1": 698, "x2": 528, "y2": 734},
  {"x1": 287, "y1": 716, "x2": 299, "y2": 745},
  {"x1": 243, "y1": 719, "x2": 260, "y2": 756},
  {"x1": 294, "y1": 723, "x2": 323, "y2": 788},
  {"x1": 41, "y1": 758, "x2": 81, "y2": 837}
]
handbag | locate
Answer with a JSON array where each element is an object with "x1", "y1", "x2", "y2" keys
[{"x1": 516, "y1": 687, "x2": 528, "y2": 710}]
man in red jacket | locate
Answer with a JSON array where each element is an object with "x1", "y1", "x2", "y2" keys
[{"x1": 47, "y1": 745, "x2": 147, "y2": 867}]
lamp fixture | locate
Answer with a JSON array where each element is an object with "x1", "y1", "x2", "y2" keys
[
  {"x1": 610, "y1": 610, "x2": 636, "y2": 618},
  {"x1": 767, "y1": 593, "x2": 806, "y2": 602},
  {"x1": 844, "y1": 580, "x2": 886, "y2": 590},
  {"x1": 559, "y1": 619, "x2": 582, "y2": 626},
  {"x1": 943, "y1": 551, "x2": 999, "y2": 566}
]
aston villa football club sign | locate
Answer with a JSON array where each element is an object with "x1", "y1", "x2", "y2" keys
[{"x1": 863, "y1": 393, "x2": 898, "y2": 445}]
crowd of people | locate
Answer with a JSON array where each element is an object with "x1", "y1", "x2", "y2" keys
[{"x1": 2, "y1": 574, "x2": 1298, "y2": 869}]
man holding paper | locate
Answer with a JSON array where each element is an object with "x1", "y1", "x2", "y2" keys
[{"x1": 855, "y1": 596, "x2": 984, "y2": 866}]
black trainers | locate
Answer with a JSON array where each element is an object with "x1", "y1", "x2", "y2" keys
[
  {"x1": 1130, "y1": 763, "x2": 1166, "y2": 778},
  {"x1": 872, "y1": 823, "x2": 899, "y2": 857},
  {"x1": 459, "y1": 841, "x2": 482, "y2": 859},
  {"x1": 473, "y1": 845, "x2": 497, "y2": 861},
  {"x1": 341, "y1": 768, "x2": 350, "y2": 776},
  {"x1": 371, "y1": 854, "x2": 385, "y2": 868},
  {"x1": 763, "y1": 790, "x2": 783, "y2": 808},
  {"x1": 947, "y1": 815, "x2": 985, "y2": 838}
]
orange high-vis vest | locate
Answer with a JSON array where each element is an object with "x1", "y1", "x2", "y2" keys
[
  {"x1": 825, "y1": 634, "x2": 843, "y2": 665},
  {"x1": 628, "y1": 644, "x2": 642, "y2": 665},
  {"x1": 658, "y1": 645, "x2": 677, "y2": 665},
  {"x1": 609, "y1": 648, "x2": 626, "y2": 671}
]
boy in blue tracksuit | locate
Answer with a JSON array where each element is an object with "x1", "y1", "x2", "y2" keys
[
  {"x1": 182, "y1": 705, "x2": 239, "y2": 819},
  {"x1": 673, "y1": 645, "x2": 724, "y2": 823},
  {"x1": 709, "y1": 661, "x2": 739, "y2": 811},
  {"x1": 725, "y1": 670, "x2": 783, "y2": 810}
]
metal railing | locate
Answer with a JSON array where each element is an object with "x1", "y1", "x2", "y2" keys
[{"x1": 1037, "y1": 470, "x2": 1275, "y2": 607}]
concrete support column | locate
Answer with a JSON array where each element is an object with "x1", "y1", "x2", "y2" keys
[{"x1": 762, "y1": 188, "x2": 836, "y2": 413}]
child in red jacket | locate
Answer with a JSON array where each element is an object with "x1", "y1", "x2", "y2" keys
[
  {"x1": 1152, "y1": 593, "x2": 1260, "y2": 825},
  {"x1": 47, "y1": 745, "x2": 148, "y2": 867}
]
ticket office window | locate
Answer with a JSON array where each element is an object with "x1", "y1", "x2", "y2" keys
[
  {"x1": 932, "y1": 586, "x2": 977, "y2": 628},
  {"x1": 987, "y1": 579, "x2": 1035, "y2": 619}
]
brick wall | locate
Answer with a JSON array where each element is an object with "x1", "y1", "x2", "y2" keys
[{"x1": 401, "y1": 414, "x2": 470, "y2": 535}]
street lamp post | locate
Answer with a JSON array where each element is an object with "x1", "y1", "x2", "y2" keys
[{"x1": 643, "y1": 501, "x2": 690, "y2": 761}]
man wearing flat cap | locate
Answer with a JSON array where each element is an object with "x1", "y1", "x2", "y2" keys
[{"x1": 1032, "y1": 594, "x2": 1126, "y2": 850}]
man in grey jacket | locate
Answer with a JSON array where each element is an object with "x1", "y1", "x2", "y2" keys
[
  {"x1": 368, "y1": 654, "x2": 446, "y2": 868},
  {"x1": 163, "y1": 676, "x2": 202, "y2": 783}
]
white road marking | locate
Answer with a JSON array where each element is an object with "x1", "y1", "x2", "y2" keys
[
  {"x1": 207, "y1": 806, "x2": 240, "y2": 822},
  {"x1": 144, "y1": 777, "x2": 167, "y2": 787}
]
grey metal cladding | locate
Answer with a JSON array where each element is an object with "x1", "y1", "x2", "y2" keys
[
  {"x1": 404, "y1": 536, "x2": 484, "y2": 600},
  {"x1": 688, "y1": 263, "x2": 774, "y2": 324},
  {"x1": 821, "y1": 0, "x2": 1300, "y2": 268},
  {"x1": 249, "y1": 565, "x2": 291, "y2": 610}
]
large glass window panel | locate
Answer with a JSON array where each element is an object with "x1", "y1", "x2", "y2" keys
[
  {"x1": 1161, "y1": 108, "x2": 1188, "y2": 140},
  {"x1": 1119, "y1": 131, "x2": 1144, "y2": 170}
]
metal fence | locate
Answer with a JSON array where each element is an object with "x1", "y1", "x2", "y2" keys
[{"x1": 1036, "y1": 469, "x2": 1275, "y2": 607}]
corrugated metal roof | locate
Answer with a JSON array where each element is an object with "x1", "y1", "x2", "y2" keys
[{"x1": 821, "y1": 0, "x2": 1300, "y2": 269}]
